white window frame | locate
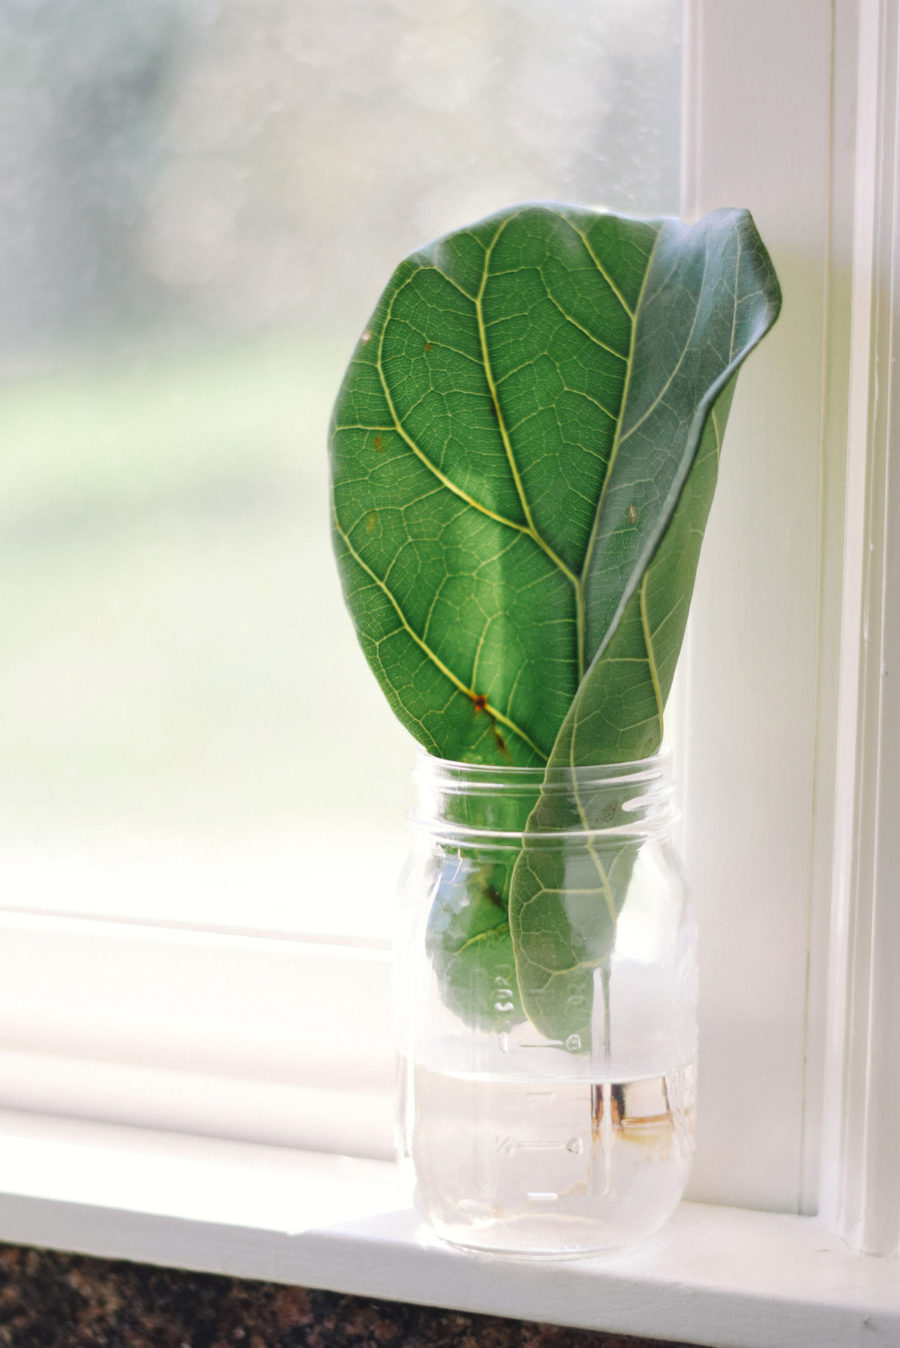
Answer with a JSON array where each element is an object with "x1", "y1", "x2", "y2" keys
[
  {"x1": 683, "y1": 0, "x2": 900, "y2": 1260},
  {"x1": 676, "y1": 0, "x2": 839, "y2": 1217},
  {"x1": 1, "y1": 2, "x2": 899, "y2": 1343}
]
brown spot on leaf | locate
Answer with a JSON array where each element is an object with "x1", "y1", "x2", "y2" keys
[
  {"x1": 628, "y1": 503, "x2": 638, "y2": 524},
  {"x1": 373, "y1": 434, "x2": 384, "y2": 452},
  {"x1": 423, "y1": 341, "x2": 433, "y2": 352},
  {"x1": 360, "y1": 329, "x2": 373, "y2": 345},
  {"x1": 491, "y1": 725, "x2": 510, "y2": 757},
  {"x1": 469, "y1": 691, "x2": 510, "y2": 757}
]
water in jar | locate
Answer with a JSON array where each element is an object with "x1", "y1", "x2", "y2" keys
[{"x1": 408, "y1": 1056, "x2": 695, "y2": 1257}]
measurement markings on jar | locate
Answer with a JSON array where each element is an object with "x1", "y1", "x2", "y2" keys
[{"x1": 496, "y1": 1136, "x2": 581, "y2": 1153}]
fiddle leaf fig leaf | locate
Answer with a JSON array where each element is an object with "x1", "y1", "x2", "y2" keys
[
  {"x1": 509, "y1": 379, "x2": 736, "y2": 1045},
  {"x1": 329, "y1": 201, "x2": 781, "y2": 1037},
  {"x1": 424, "y1": 855, "x2": 522, "y2": 1032},
  {"x1": 330, "y1": 203, "x2": 660, "y2": 765},
  {"x1": 507, "y1": 209, "x2": 781, "y2": 1046}
]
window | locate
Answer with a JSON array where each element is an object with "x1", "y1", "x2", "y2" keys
[
  {"x1": 1, "y1": 0, "x2": 681, "y2": 940},
  {"x1": 0, "y1": 0, "x2": 686, "y2": 1155}
]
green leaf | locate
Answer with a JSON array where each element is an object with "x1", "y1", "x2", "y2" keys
[
  {"x1": 330, "y1": 203, "x2": 661, "y2": 765},
  {"x1": 424, "y1": 855, "x2": 522, "y2": 1032},
  {"x1": 508, "y1": 380, "x2": 735, "y2": 1045},
  {"x1": 507, "y1": 207, "x2": 782, "y2": 1045},
  {"x1": 329, "y1": 202, "x2": 781, "y2": 1035},
  {"x1": 559, "y1": 378, "x2": 736, "y2": 766}
]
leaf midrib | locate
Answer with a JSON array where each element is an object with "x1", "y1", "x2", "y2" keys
[
  {"x1": 473, "y1": 218, "x2": 588, "y2": 680},
  {"x1": 578, "y1": 228, "x2": 661, "y2": 595}
]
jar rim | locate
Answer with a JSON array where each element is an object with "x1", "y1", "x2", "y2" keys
[
  {"x1": 409, "y1": 745, "x2": 677, "y2": 843},
  {"x1": 412, "y1": 744, "x2": 671, "y2": 785}
]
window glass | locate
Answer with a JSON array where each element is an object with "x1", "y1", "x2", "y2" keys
[{"x1": 0, "y1": 0, "x2": 682, "y2": 937}]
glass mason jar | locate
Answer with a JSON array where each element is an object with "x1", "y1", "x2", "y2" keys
[{"x1": 396, "y1": 750, "x2": 696, "y2": 1258}]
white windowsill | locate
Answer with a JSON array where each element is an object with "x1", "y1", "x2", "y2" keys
[{"x1": 0, "y1": 1109, "x2": 896, "y2": 1348}]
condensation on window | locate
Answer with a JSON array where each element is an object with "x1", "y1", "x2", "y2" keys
[{"x1": 0, "y1": 0, "x2": 681, "y2": 935}]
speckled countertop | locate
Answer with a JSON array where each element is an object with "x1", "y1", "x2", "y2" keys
[{"x1": 0, "y1": 1245, "x2": 705, "y2": 1347}]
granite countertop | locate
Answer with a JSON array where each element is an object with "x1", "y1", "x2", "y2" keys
[{"x1": 0, "y1": 1245, "x2": 703, "y2": 1347}]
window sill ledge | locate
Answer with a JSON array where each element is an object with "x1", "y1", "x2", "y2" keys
[{"x1": 0, "y1": 1108, "x2": 896, "y2": 1348}]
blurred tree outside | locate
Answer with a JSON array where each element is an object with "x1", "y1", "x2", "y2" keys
[
  {"x1": 0, "y1": 0, "x2": 679, "y2": 355},
  {"x1": 0, "y1": 0, "x2": 681, "y2": 933}
]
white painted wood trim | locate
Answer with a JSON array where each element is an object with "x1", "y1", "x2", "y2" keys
[
  {"x1": 0, "y1": 910, "x2": 395, "y2": 1159},
  {"x1": 684, "y1": 0, "x2": 900, "y2": 1255},
  {"x1": 0, "y1": 1110, "x2": 895, "y2": 1348},
  {"x1": 820, "y1": 0, "x2": 900, "y2": 1257},
  {"x1": 680, "y1": 0, "x2": 840, "y2": 1215}
]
